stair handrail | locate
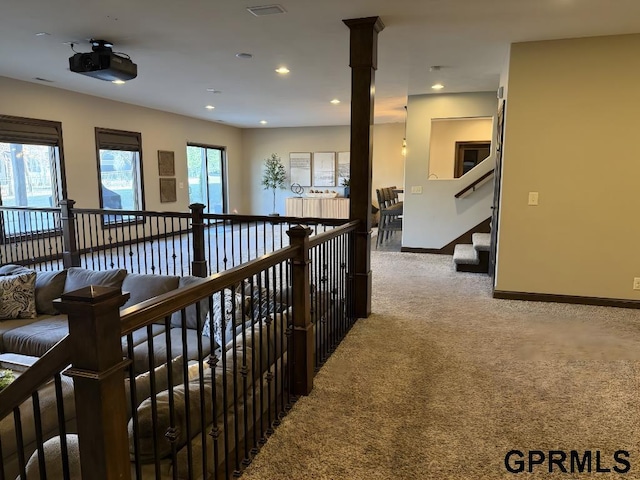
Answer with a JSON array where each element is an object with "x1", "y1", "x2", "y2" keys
[{"x1": 454, "y1": 169, "x2": 495, "y2": 199}]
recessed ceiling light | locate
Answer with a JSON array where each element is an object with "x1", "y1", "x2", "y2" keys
[
  {"x1": 35, "y1": 32, "x2": 50, "y2": 37},
  {"x1": 275, "y1": 67, "x2": 290, "y2": 74},
  {"x1": 431, "y1": 84, "x2": 445, "y2": 90},
  {"x1": 205, "y1": 105, "x2": 215, "y2": 110},
  {"x1": 260, "y1": 120, "x2": 268, "y2": 124},
  {"x1": 236, "y1": 53, "x2": 253, "y2": 59},
  {"x1": 206, "y1": 88, "x2": 222, "y2": 93},
  {"x1": 330, "y1": 99, "x2": 341, "y2": 105},
  {"x1": 112, "y1": 79, "x2": 126, "y2": 85}
]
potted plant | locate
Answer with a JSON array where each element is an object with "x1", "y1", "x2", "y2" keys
[
  {"x1": 341, "y1": 177, "x2": 351, "y2": 198},
  {"x1": 261, "y1": 153, "x2": 287, "y2": 215}
]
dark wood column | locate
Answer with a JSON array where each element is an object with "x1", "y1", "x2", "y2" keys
[{"x1": 343, "y1": 16, "x2": 384, "y2": 319}]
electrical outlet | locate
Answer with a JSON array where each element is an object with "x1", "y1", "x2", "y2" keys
[
  {"x1": 528, "y1": 191, "x2": 539, "y2": 206},
  {"x1": 633, "y1": 277, "x2": 640, "y2": 290},
  {"x1": 411, "y1": 186, "x2": 422, "y2": 194}
]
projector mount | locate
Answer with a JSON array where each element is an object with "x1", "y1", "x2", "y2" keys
[{"x1": 90, "y1": 39, "x2": 114, "y2": 53}]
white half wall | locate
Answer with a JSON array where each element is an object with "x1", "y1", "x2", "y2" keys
[
  {"x1": 403, "y1": 92, "x2": 498, "y2": 249},
  {"x1": 0, "y1": 77, "x2": 245, "y2": 213},
  {"x1": 241, "y1": 124, "x2": 405, "y2": 215}
]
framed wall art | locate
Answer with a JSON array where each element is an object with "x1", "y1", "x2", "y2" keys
[
  {"x1": 159, "y1": 178, "x2": 177, "y2": 203},
  {"x1": 312, "y1": 151, "x2": 336, "y2": 187},
  {"x1": 289, "y1": 152, "x2": 312, "y2": 186},
  {"x1": 158, "y1": 150, "x2": 175, "y2": 176}
]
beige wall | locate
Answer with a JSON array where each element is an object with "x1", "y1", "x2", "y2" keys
[
  {"x1": 428, "y1": 117, "x2": 493, "y2": 180},
  {"x1": 241, "y1": 124, "x2": 405, "y2": 215},
  {"x1": 0, "y1": 77, "x2": 245, "y2": 212},
  {"x1": 496, "y1": 34, "x2": 640, "y2": 301}
]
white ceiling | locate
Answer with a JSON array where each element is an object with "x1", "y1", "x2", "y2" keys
[{"x1": 2, "y1": 0, "x2": 640, "y2": 128}]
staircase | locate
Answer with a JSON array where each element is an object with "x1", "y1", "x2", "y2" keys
[{"x1": 453, "y1": 232, "x2": 490, "y2": 273}]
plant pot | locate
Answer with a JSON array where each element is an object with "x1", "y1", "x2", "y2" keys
[{"x1": 344, "y1": 187, "x2": 350, "y2": 198}]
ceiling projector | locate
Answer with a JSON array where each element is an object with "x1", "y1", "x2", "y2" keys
[{"x1": 69, "y1": 39, "x2": 137, "y2": 82}]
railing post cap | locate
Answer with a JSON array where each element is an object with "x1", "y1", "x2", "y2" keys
[
  {"x1": 56, "y1": 286, "x2": 129, "y2": 306},
  {"x1": 59, "y1": 199, "x2": 75, "y2": 206},
  {"x1": 189, "y1": 203, "x2": 206, "y2": 210},
  {"x1": 287, "y1": 225, "x2": 312, "y2": 238}
]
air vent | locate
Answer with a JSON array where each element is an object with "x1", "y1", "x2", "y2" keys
[
  {"x1": 34, "y1": 77, "x2": 54, "y2": 83},
  {"x1": 247, "y1": 4, "x2": 287, "y2": 16}
]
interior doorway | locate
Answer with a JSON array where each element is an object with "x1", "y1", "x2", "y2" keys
[{"x1": 454, "y1": 141, "x2": 491, "y2": 178}]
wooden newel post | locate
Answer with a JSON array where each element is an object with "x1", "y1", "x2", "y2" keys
[
  {"x1": 55, "y1": 286, "x2": 132, "y2": 480},
  {"x1": 286, "y1": 225, "x2": 314, "y2": 396},
  {"x1": 189, "y1": 203, "x2": 208, "y2": 277},
  {"x1": 60, "y1": 199, "x2": 80, "y2": 268}
]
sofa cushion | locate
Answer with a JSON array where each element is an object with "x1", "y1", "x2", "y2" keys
[
  {"x1": 35, "y1": 270, "x2": 67, "y2": 315},
  {"x1": 0, "y1": 264, "x2": 28, "y2": 275},
  {"x1": 124, "y1": 355, "x2": 184, "y2": 419},
  {"x1": 131, "y1": 313, "x2": 290, "y2": 464},
  {"x1": 170, "y1": 276, "x2": 209, "y2": 330},
  {"x1": 0, "y1": 317, "x2": 44, "y2": 351},
  {"x1": 131, "y1": 328, "x2": 211, "y2": 375},
  {"x1": 2, "y1": 316, "x2": 68, "y2": 357},
  {"x1": 122, "y1": 324, "x2": 167, "y2": 355},
  {"x1": 130, "y1": 373, "x2": 214, "y2": 463},
  {"x1": 121, "y1": 273, "x2": 180, "y2": 310},
  {"x1": 0, "y1": 269, "x2": 37, "y2": 320},
  {"x1": 63, "y1": 267, "x2": 127, "y2": 294}
]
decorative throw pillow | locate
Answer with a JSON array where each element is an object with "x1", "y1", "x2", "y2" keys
[
  {"x1": 201, "y1": 289, "x2": 247, "y2": 348},
  {"x1": 63, "y1": 267, "x2": 127, "y2": 294},
  {"x1": 34, "y1": 270, "x2": 67, "y2": 315},
  {"x1": 0, "y1": 269, "x2": 37, "y2": 319}
]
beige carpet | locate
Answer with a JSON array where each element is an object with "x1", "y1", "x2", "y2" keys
[{"x1": 243, "y1": 251, "x2": 640, "y2": 479}]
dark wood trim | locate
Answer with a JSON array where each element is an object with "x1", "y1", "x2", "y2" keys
[
  {"x1": 454, "y1": 169, "x2": 495, "y2": 198},
  {"x1": 493, "y1": 290, "x2": 640, "y2": 309},
  {"x1": 308, "y1": 220, "x2": 358, "y2": 248},
  {"x1": 400, "y1": 217, "x2": 491, "y2": 255},
  {"x1": 454, "y1": 141, "x2": 491, "y2": 178}
]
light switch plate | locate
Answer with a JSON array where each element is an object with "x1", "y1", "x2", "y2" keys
[
  {"x1": 411, "y1": 186, "x2": 423, "y2": 194},
  {"x1": 633, "y1": 277, "x2": 640, "y2": 290},
  {"x1": 528, "y1": 191, "x2": 539, "y2": 206}
]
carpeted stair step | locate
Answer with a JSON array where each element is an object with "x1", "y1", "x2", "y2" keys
[
  {"x1": 453, "y1": 244, "x2": 479, "y2": 265},
  {"x1": 472, "y1": 232, "x2": 491, "y2": 252}
]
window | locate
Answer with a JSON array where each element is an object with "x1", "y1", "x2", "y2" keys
[
  {"x1": 0, "y1": 115, "x2": 66, "y2": 235},
  {"x1": 187, "y1": 144, "x2": 226, "y2": 214},
  {"x1": 95, "y1": 128, "x2": 144, "y2": 224}
]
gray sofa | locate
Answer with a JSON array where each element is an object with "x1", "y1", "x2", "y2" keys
[{"x1": 0, "y1": 265, "x2": 213, "y2": 374}]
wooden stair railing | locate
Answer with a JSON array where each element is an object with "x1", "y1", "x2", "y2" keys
[{"x1": 454, "y1": 169, "x2": 495, "y2": 198}]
